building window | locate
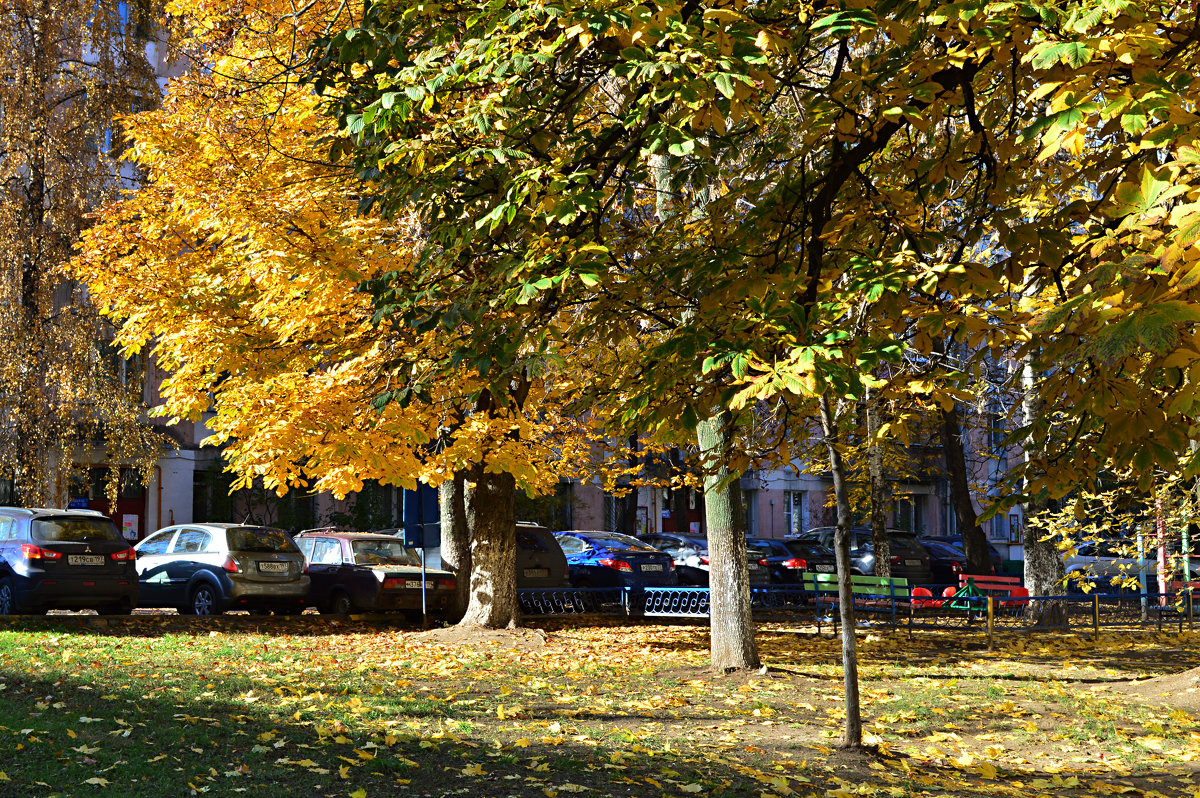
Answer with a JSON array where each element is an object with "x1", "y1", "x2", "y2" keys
[
  {"x1": 784, "y1": 491, "x2": 807, "y2": 536},
  {"x1": 991, "y1": 514, "x2": 1009, "y2": 542},
  {"x1": 743, "y1": 490, "x2": 757, "y2": 535}
]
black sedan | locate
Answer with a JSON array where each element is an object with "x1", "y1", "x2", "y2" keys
[
  {"x1": 553, "y1": 531, "x2": 678, "y2": 588},
  {"x1": 747, "y1": 538, "x2": 837, "y2": 584},
  {"x1": 293, "y1": 532, "x2": 455, "y2": 617}
]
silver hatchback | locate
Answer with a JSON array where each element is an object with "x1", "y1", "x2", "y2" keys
[{"x1": 134, "y1": 523, "x2": 309, "y2": 615}]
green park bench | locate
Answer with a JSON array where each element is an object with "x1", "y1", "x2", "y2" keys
[{"x1": 805, "y1": 572, "x2": 910, "y2": 633}]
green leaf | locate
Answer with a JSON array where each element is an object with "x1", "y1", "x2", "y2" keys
[{"x1": 714, "y1": 73, "x2": 736, "y2": 100}]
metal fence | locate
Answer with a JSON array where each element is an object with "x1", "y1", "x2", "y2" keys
[{"x1": 517, "y1": 584, "x2": 1200, "y2": 634}]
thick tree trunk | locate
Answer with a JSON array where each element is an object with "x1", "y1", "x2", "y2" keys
[
  {"x1": 940, "y1": 403, "x2": 991, "y2": 574},
  {"x1": 439, "y1": 472, "x2": 471, "y2": 621},
  {"x1": 866, "y1": 390, "x2": 890, "y2": 577},
  {"x1": 695, "y1": 410, "x2": 759, "y2": 672},
  {"x1": 1021, "y1": 356, "x2": 1066, "y2": 626},
  {"x1": 820, "y1": 393, "x2": 862, "y2": 749},
  {"x1": 460, "y1": 468, "x2": 519, "y2": 628}
]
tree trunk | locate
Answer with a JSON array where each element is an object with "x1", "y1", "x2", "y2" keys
[
  {"x1": 439, "y1": 471, "x2": 471, "y2": 621},
  {"x1": 820, "y1": 393, "x2": 863, "y2": 749},
  {"x1": 1021, "y1": 356, "x2": 1066, "y2": 626},
  {"x1": 671, "y1": 448, "x2": 691, "y2": 535},
  {"x1": 460, "y1": 468, "x2": 519, "y2": 628},
  {"x1": 622, "y1": 433, "x2": 639, "y2": 535},
  {"x1": 695, "y1": 410, "x2": 759, "y2": 672},
  {"x1": 866, "y1": 389, "x2": 890, "y2": 578},
  {"x1": 940, "y1": 403, "x2": 991, "y2": 574}
]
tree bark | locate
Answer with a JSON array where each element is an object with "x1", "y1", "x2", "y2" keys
[
  {"x1": 866, "y1": 389, "x2": 890, "y2": 578},
  {"x1": 439, "y1": 471, "x2": 471, "y2": 621},
  {"x1": 460, "y1": 467, "x2": 519, "y2": 628},
  {"x1": 671, "y1": 448, "x2": 691, "y2": 535},
  {"x1": 820, "y1": 392, "x2": 863, "y2": 749},
  {"x1": 695, "y1": 409, "x2": 759, "y2": 672},
  {"x1": 1021, "y1": 355, "x2": 1066, "y2": 626},
  {"x1": 621, "y1": 433, "x2": 639, "y2": 535},
  {"x1": 940, "y1": 403, "x2": 991, "y2": 574}
]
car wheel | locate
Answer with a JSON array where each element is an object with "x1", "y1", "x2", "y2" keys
[
  {"x1": 0, "y1": 579, "x2": 14, "y2": 615},
  {"x1": 190, "y1": 584, "x2": 221, "y2": 616},
  {"x1": 328, "y1": 591, "x2": 354, "y2": 615}
]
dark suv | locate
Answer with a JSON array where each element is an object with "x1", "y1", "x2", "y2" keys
[
  {"x1": 789, "y1": 527, "x2": 933, "y2": 584},
  {"x1": 0, "y1": 508, "x2": 138, "y2": 615}
]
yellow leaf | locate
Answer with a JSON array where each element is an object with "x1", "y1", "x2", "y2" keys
[
  {"x1": 462, "y1": 763, "x2": 484, "y2": 776},
  {"x1": 84, "y1": 778, "x2": 110, "y2": 787},
  {"x1": 682, "y1": 785, "x2": 704, "y2": 793},
  {"x1": 340, "y1": 765, "x2": 351, "y2": 779},
  {"x1": 0, "y1": 772, "x2": 9, "y2": 781},
  {"x1": 350, "y1": 790, "x2": 367, "y2": 798}
]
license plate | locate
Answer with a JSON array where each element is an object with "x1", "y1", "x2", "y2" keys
[
  {"x1": 257, "y1": 561, "x2": 288, "y2": 573},
  {"x1": 68, "y1": 555, "x2": 104, "y2": 566},
  {"x1": 405, "y1": 581, "x2": 434, "y2": 589},
  {"x1": 523, "y1": 568, "x2": 548, "y2": 578},
  {"x1": 816, "y1": 564, "x2": 835, "y2": 572},
  {"x1": 904, "y1": 559, "x2": 922, "y2": 567},
  {"x1": 747, "y1": 563, "x2": 760, "y2": 570},
  {"x1": 640, "y1": 564, "x2": 662, "y2": 572}
]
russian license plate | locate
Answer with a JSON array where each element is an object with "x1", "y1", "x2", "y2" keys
[
  {"x1": 68, "y1": 555, "x2": 104, "y2": 566},
  {"x1": 523, "y1": 568, "x2": 549, "y2": 578},
  {"x1": 405, "y1": 581, "x2": 434, "y2": 589},
  {"x1": 904, "y1": 559, "x2": 922, "y2": 567},
  {"x1": 816, "y1": 564, "x2": 835, "y2": 572},
  {"x1": 640, "y1": 564, "x2": 663, "y2": 572},
  {"x1": 257, "y1": 561, "x2": 288, "y2": 573},
  {"x1": 747, "y1": 563, "x2": 760, "y2": 570}
]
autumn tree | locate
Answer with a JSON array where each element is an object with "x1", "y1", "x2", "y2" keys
[
  {"x1": 71, "y1": 0, "x2": 605, "y2": 630},
  {"x1": 0, "y1": 0, "x2": 167, "y2": 503}
]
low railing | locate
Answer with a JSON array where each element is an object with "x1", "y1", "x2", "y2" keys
[{"x1": 517, "y1": 584, "x2": 1200, "y2": 635}]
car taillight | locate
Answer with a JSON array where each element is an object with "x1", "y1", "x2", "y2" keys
[
  {"x1": 598, "y1": 558, "x2": 632, "y2": 572},
  {"x1": 666, "y1": 561, "x2": 675, "y2": 571},
  {"x1": 951, "y1": 561, "x2": 963, "y2": 573},
  {"x1": 699, "y1": 556, "x2": 710, "y2": 565},
  {"x1": 221, "y1": 556, "x2": 240, "y2": 573},
  {"x1": 759, "y1": 558, "x2": 769, "y2": 566},
  {"x1": 21, "y1": 544, "x2": 61, "y2": 560},
  {"x1": 436, "y1": 578, "x2": 455, "y2": 589},
  {"x1": 383, "y1": 577, "x2": 401, "y2": 589},
  {"x1": 111, "y1": 548, "x2": 136, "y2": 561},
  {"x1": 782, "y1": 558, "x2": 807, "y2": 570},
  {"x1": 890, "y1": 556, "x2": 901, "y2": 565}
]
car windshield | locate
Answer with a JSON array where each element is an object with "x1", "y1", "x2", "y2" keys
[
  {"x1": 784, "y1": 541, "x2": 828, "y2": 558},
  {"x1": 227, "y1": 527, "x2": 297, "y2": 553},
  {"x1": 586, "y1": 532, "x2": 655, "y2": 550},
  {"x1": 889, "y1": 536, "x2": 927, "y2": 556},
  {"x1": 33, "y1": 517, "x2": 122, "y2": 543},
  {"x1": 351, "y1": 539, "x2": 422, "y2": 566}
]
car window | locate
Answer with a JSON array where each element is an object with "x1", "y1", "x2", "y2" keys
[
  {"x1": 137, "y1": 530, "x2": 175, "y2": 555},
  {"x1": 33, "y1": 517, "x2": 122, "y2": 543},
  {"x1": 0, "y1": 518, "x2": 14, "y2": 541},
  {"x1": 784, "y1": 541, "x2": 826, "y2": 558},
  {"x1": 294, "y1": 537, "x2": 314, "y2": 558},
  {"x1": 585, "y1": 532, "x2": 655, "y2": 550},
  {"x1": 351, "y1": 539, "x2": 421, "y2": 566},
  {"x1": 226, "y1": 527, "x2": 298, "y2": 553},
  {"x1": 171, "y1": 529, "x2": 212, "y2": 554},
  {"x1": 516, "y1": 529, "x2": 550, "y2": 552},
  {"x1": 555, "y1": 535, "x2": 590, "y2": 555},
  {"x1": 310, "y1": 538, "x2": 342, "y2": 565},
  {"x1": 890, "y1": 536, "x2": 927, "y2": 556}
]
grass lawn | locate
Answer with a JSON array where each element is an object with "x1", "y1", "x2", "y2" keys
[{"x1": 0, "y1": 614, "x2": 1198, "y2": 797}]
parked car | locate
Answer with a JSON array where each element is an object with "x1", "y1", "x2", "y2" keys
[
  {"x1": 746, "y1": 537, "x2": 837, "y2": 584},
  {"x1": 0, "y1": 507, "x2": 138, "y2": 615},
  {"x1": 294, "y1": 531, "x2": 455, "y2": 616},
  {"x1": 515, "y1": 522, "x2": 570, "y2": 588},
  {"x1": 1062, "y1": 539, "x2": 1167, "y2": 591},
  {"x1": 554, "y1": 531, "x2": 679, "y2": 588},
  {"x1": 919, "y1": 539, "x2": 974, "y2": 584},
  {"x1": 637, "y1": 532, "x2": 771, "y2": 586},
  {"x1": 922, "y1": 534, "x2": 1003, "y2": 575},
  {"x1": 134, "y1": 523, "x2": 309, "y2": 615},
  {"x1": 789, "y1": 527, "x2": 933, "y2": 584}
]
